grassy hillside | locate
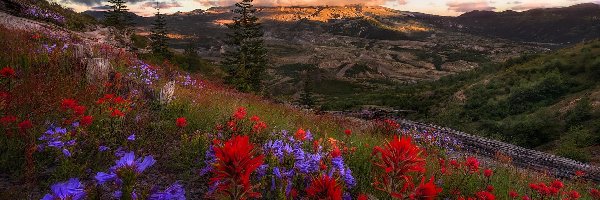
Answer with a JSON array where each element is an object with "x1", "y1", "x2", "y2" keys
[{"x1": 343, "y1": 40, "x2": 600, "y2": 162}]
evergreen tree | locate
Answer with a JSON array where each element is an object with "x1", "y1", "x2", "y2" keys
[
  {"x1": 222, "y1": 0, "x2": 268, "y2": 93},
  {"x1": 299, "y1": 70, "x2": 315, "y2": 107},
  {"x1": 105, "y1": 0, "x2": 132, "y2": 30},
  {"x1": 150, "y1": 4, "x2": 171, "y2": 58}
]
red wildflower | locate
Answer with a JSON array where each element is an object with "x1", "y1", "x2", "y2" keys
[
  {"x1": 344, "y1": 129, "x2": 352, "y2": 136},
  {"x1": 450, "y1": 159, "x2": 459, "y2": 167},
  {"x1": 590, "y1": 189, "x2": 600, "y2": 199},
  {"x1": 483, "y1": 169, "x2": 493, "y2": 178},
  {"x1": 521, "y1": 196, "x2": 531, "y2": 200},
  {"x1": 252, "y1": 121, "x2": 267, "y2": 132},
  {"x1": 112, "y1": 96, "x2": 126, "y2": 104},
  {"x1": 109, "y1": 108, "x2": 125, "y2": 117},
  {"x1": 31, "y1": 33, "x2": 41, "y2": 40},
  {"x1": 0, "y1": 67, "x2": 15, "y2": 78},
  {"x1": 409, "y1": 177, "x2": 442, "y2": 200},
  {"x1": 372, "y1": 135, "x2": 425, "y2": 196},
  {"x1": 508, "y1": 191, "x2": 519, "y2": 198},
  {"x1": 305, "y1": 174, "x2": 342, "y2": 200},
  {"x1": 176, "y1": 117, "x2": 187, "y2": 128},
  {"x1": 18, "y1": 119, "x2": 33, "y2": 130},
  {"x1": 331, "y1": 146, "x2": 341, "y2": 158},
  {"x1": 551, "y1": 179, "x2": 563, "y2": 189},
  {"x1": 486, "y1": 185, "x2": 494, "y2": 192},
  {"x1": 289, "y1": 188, "x2": 298, "y2": 198},
  {"x1": 568, "y1": 190, "x2": 581, "y2": 199},
  {"x1": 295, "y1": 128, "x2": 306, "y2": 141},
  {"x1": 465, "y1": 157, "x2": 480, "y2": 173},
  {"x1": 61, "y1": 98, "x2": 78, "y2": 110},
  {"x1": 73, "y1": 105, "x2": 86, "y2": 116},
  {"x1": 80, "y1": 116, "x2": 93, "y2": 126},
  {"x1": 96, "y1": 94, "x2": 115, "y2": 104},
  {"x1": 210, "y1": 135, "x2": 264, "y2": 199},
  {"x1": 250, "y1": 115, "x2": 260, "y2": 122},
  {"x1": 575, "y1": 170, "x2": 585, "y2": 177},
  {"x1": 358, "y1": 194, "x2": 369, "y2": 200},
  {"x1": 233, "y1": 107, "x2": 247, "y2": 120},
  {"x1": 0, "y1": 115, "x2": 17, "y2": 126},
  {"x1": 475, "y1": 191, "x2": 495, "y2": 200}
]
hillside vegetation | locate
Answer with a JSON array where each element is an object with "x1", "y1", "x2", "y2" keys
[{"x1": 346, "y1": 40, "x2": 600, "y2": 162}]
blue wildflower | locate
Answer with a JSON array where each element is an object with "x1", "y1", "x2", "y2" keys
[
  {"x1": 99, "y1": 146, "x2": 110, "y2": 152},
  {"x1": 149, "y1": 182, "x2": 186, "y2": 200},
  {"x1": 128, "y1": 134, "x2": 136, "y2": 141},
  {"x1": 41, "y1": 178, "x2": 86, "y2": 200}
]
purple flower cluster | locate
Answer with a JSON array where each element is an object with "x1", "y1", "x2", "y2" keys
[
  {"x1": 149, "y1": 182, "x2": 186, "y2": 200},
  {"x1": 129, "y1": 61, "x2": 160, "y2": 85},
  {"x1": 41, "y1": 178, "x2": 86, "y2": 200},
  {"x1": 38, "y1": 124, "x2": 77, "y2": 157},
  {"x1": 95, "y1": 151, "x2": 156, "y2": 185},
  {"x1": 23, "y1": 6, "x2": 66, "y2": 24}
]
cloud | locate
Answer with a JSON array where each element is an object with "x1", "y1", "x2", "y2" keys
[
  {"x1": 447, "y1": 0, "x2": 495, "y2": 12},
  {"x1": 61, "y1": 0, "x2": 146, "y2": 6},
  {"x1": 140, "y1": 1, "x2": 183, "y2": 9},
  {"x1": 194, "y1": 0, "x2": 407, "y2": 7},
  {"x1": 510, "y1": 2, "x2": 550, "y2": 11}
]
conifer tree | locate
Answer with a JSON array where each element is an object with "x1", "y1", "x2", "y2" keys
[
  {"x1": 222, "y1": 0, "x2": 268, "y2": 93},
  {"x1": 105, "y1": 0, "x2": 132, "y2": 30},
  {"x1": 299, "y1": 70, "x2": 316, "y2": 107},
  {"x1": 150, "y1": 4, "x2": 171, "y2": 58}
]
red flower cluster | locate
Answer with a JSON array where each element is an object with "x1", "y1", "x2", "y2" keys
[
  {"x1": 233, "y1": 107, "x2": 247, "y2": 120},
  {"x1": 344, "y1": 129, "x2": 352, "y2": 136},
  {"x1": 475, "y1": 191, "x2": 495, "y2": 200},
  {"x1": 465, "y1": 157, "x2": 480, "y2": 173},
  {"x1": 96, "y1": 94, "x2": 129, "y2": 118},
  {"x1": 210, "y1": 135, "x2": 264, "y2": 199},
  {"x1": 529, "y1": 180, "x2": 564, "y2": 197},
  {"x1": 483, "y1": 169, "x2": 493, "y2": 178},
  {"x1": 249, "y1": 115, "x2": 267, "y2": 133},
  {"x1": 590, "y1": 189, "x2": 600, "y2": 199},
  {"x1": 0, "y1": 67, "x2": 15, "y2": 78},
  {"x1": 305, "y1": 174, "x2": 342, "y2": 200},
  {"x1": 372, "y1": 135, "x2": 426, "y2": 197},
  {"x1": 410, "y1": 177, "x2": 442, "y2": 200},
  {"x1": 295, "y1": 128, "x2": 307, "y2": 141},
  {"x1": 176, "y1": 117, "x2": 187, "y2": 128},
  {"x1": 60, "y1": 98, "x2": 92, "y2": 126},
  {"x1": 18, "y1": 119, "x2": 33, "y2": 131},
  {"x1": 0, "y1": 115, "x2": 17, "y2": 126}
]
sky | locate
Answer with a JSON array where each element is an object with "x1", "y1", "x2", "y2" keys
[{"x1": 56, "y1": 0, "x2": 600, "y2": 16}]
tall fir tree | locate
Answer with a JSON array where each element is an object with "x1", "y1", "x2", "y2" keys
[
  {"x1": 105, "y1": 0, "x2": 132, "y2": 30},
  {"x1": 299, "y1": 70, "x2": 316, "y2": 107},
  {"x1": 150, "y1": 4, "x2": 171, "y2": 58},
  {"x1": 222, "y1": 0, "x2": 268, "y2": 93}
]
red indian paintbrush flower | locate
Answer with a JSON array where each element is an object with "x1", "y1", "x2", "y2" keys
[
  {"x1": 305, "y1": 174, "x2": 342, "y2": 200},
  {"x1": 551, "y1": 179, "x2": 563, "y2": 189},
  {"x1": 465, "y1": 157, "x2": 480, "y2": 173},
  {"x1": 483, "y1": 169, "x2": 493, "y2": 178},
  {"x1": 295, "y1": 128, "x2": 306, "y2": 141},
  {"x1": 176, "y1": 117, "x2": 187, "y2": 128},
  {"x1": 358, "y1": 194, "x2": 369, "y2": 200},
  {"x1": 210, "y1": 135, "x2": 264, "y2": 199},
  {"x1": 80, "y1": 116, "x2": 93, "y2": 126},
  {"x1": 18, "y1": 119, "x2": 33, "y2": 130},
  {"x1": 476, "y1": 191, "x2": 495, "y2": 200},
  {"x1": 0, "y1": 115, "x2": 17, "y2": 126},
  {"x1": 568, "y1": 190, "x2": 581, "y2": 200},
  {"x1": 590, "y1": 189, "x2": 600, "y2": 199},
  {"x1": 250, "y1": 115, "x2": 260, "y2": 122},
  {"x1": 372, "y1": 135, "x2": 425, "y2": 197},
  {"x1": 409, "y1": 177, "x2": 442, "y2": 200},
  {"x1": 344, "y1": 129, "x2": 352, "y2": 136},
  {"x1": 508, "y1": 190, "x2": 519, "y2": 199},
  {"x1": 0, "y1": 67, "x2": 15, "y2": 78},
  {"x1": 233, "y1": 107, "x2": 247, "y2": 120}
]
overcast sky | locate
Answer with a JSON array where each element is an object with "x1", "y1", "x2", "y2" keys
[{"x1": 56, "y1": 0, "x2": 600, "y2": 16}]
